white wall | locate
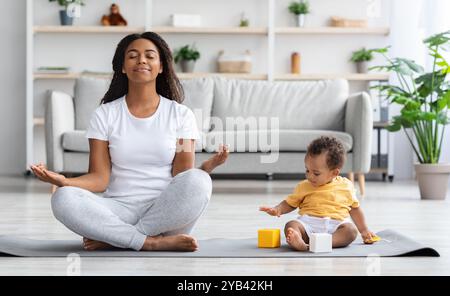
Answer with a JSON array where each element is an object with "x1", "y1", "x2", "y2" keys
[{"x1": 0, "y1": 0, "x2": 26, "y2": 176}]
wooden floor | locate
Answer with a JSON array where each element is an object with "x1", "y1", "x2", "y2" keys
[{"x1": 0, "y1": 176, "x2": 449, "y2": 276}]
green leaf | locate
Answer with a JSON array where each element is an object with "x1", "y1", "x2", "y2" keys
[
  {"x1": 423, "y1": 30, "x2": 450, "y2": 47},
  {"x1": 445, "y1": 90, "x2": 450, "y2": 108},
  {"x1": 398, "y1": 58, "x2": 424, "y2": 73}
]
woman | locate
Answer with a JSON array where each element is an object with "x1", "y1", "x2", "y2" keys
[{"x1": 30, "y1": 32, "x2": 228, "y2": 252}]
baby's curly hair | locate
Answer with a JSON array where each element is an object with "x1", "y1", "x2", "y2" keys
[{"x1": 306, "y1": 136, "x2": 346, "y2": 170}]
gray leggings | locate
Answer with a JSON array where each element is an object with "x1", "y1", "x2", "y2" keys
[{"x1": 51, "y1": 168, "x2": 212, "y2": 251}]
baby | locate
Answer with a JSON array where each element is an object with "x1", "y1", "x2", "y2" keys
[{"x1": 260, "y1": 136, "x2": 376, "y2": 251}]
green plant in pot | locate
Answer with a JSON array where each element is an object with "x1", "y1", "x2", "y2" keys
[
  {"x1": 174, "y1": 44, "x2": 200, "y2": 73},
  {"x1": 350, "y1": 47, "x2": 376, "y2": 73},
  {"x1": 371, "y1": 30, "x2": 450, "y2": 200},
  {"x1": 49, "y1": 0, "x2": 85, "y2": 26},
  {"x1": 288, "y1": 1, "x2": 310, "y2": 28}
]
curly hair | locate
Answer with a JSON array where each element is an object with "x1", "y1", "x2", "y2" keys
[
  {"x1": 101, "y1": 32, "x2": 184, "y2": 104},
  {"x1": 306, "y1": 136, "x2": 346, "y2": 170}
]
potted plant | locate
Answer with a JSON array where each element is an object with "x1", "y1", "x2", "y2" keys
[
  {"x1": 288, "y1": 1, "x2": 310, "y2": 28},
  {"x1": 239, "y1": 12, "x2": 249, "y2": 27},
  {"x1": 49, "y1": 0, "x2": 85, "y2": 26},
  {"x1": 350, "y1": 47, "x2": 375, "y2": 73},
  {"x1": 174, "y1": 44, "x2": 200, "y2": 73},
  {"x1": 371, "y1": 30, "x2": 450, "y2": 200}
]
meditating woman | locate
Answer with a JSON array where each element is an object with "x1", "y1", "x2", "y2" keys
[{"x1": 30, "y1": 32, "x2": 228, "y2": 252}]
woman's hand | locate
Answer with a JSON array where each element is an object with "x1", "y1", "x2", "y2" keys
[
  {"x1": 200, "y1": 144, "x2": 229, "y2": 174},
  {"x1": 259, "y1": 206, "x2": 281, "y2": 217},
  {"x1": 30, "y1": 163, "x2": 67, "y2": 187}
]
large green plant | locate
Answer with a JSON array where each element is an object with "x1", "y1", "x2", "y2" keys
[
  {"x1": 288, "y1": 1, "x2": 310, "y2": 15},
  {"x1": 174, "y1": 45, "x2": 200, "y2": 63},
  {"x1": 49, "y1": 0, "x2": 85, "y2": 8},
  {"x1": 371, "y1": 30, "x2": 450, "y2": 164}
]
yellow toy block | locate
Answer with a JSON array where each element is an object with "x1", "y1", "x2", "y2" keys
[
  {"x1": 364, "y1": 235, "x2": 381, "y2": 244},
  {"x1": 258, "y1": 229, "x2": 281, "y2": 248}
]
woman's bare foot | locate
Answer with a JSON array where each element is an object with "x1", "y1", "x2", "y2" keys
[
  {"x1": 200, "y1": 144, "x2": 229, "y2": 174},
  {"x1": 141, "y1": 234, "x2": 199, "y2": 252},
  {"x1": 83, "y1": 238, "x2": 114, "y2": 251},
  {"x1": 286, "y1": 227, "x2": 309, "y2": 251}
]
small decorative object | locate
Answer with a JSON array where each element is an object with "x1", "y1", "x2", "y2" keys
[
  {"x1": 49, "y1": 0, "x2": 85, "y2": 26},
  {"x1": 171, "y1": 14, "x2": 202, "y2": 27},
  {"x1": 309, "y1": 233, "x2": 332, "y2": 253},
  {"x1": 239, "y1": 12, "x2": 249, "y2": 27},
  {"x1": 257, "y1": 229, "x2": 281, "y2": 248},
  {"x1": 101, "y1": 3, "x2": 128, "y2": 26},
  {"x1": 174, "y1": 44, "x2": 200, "y2": 73},
  {"x1": 291, "y1": 52, "x2": 301, "y2": 74},
  {"x1": 350, "y1": 47, "x2": 375, "y2": 73},
  {"x1": 371, "y1": 30, "x2": 450, "y2": 200},
  {"x1": 217, "y1": 50, "x2": 252, "y2": 73},
  {"x1": 330, "y1": 16, "x2": 368, "y2": 28},
  {"x1": 288, "y1": 0, "x2": 310, "y2": 28}
]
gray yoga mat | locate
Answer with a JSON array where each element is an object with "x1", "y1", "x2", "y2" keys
[{"x1": 0, "y1": 229, "x2": 439, "y2": 257}]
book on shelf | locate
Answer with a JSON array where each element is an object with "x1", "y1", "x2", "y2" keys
[{"x1": 36, "y1": 66, "x2": 70, "y2": 74}]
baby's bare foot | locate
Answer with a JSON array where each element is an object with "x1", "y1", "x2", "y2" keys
[
  {"x1": 286, "y1": 228, "x2": 308, "y2": 251},
  {"x1": 201, "y1": 144, "x2": 229, "y2": 174},
  {"x1": 142, "y1": 234, "x2": 199, "y2": 252},
  {"x1": 83, "y1": 238, "x2": 114, "y2": 251}
]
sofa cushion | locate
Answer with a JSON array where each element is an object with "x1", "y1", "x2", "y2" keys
[
  {"x1": 62, "y1": 130, "x2": 89, "y2": 152},
  {"x1": 62, "y1": 130, "x2": 205, "y2": 153},
  {"x1": 212, "y1": 78, "x2": 349, "y2": 131},
  {"x1": 204, "y1": 130, "x2": 352, "y2": 152},
  {"x1": 181, "y1": 78, "x2": 214, "y2": 133},
  {"x1": 74, "y1": 76, "x2": 111, "y2": 130}
]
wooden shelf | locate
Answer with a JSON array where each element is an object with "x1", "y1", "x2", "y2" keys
[
  {"x1": 34, "y1": 26, "x2": 145, "y2": 34},
  {"x1": 275, "y1": 27, "x2": 390, "y2": 35},
  {"x1": 275, "y1": 73, "x2": 389, "y2": 81},
  {"x1": 33, "y1": 26, "x2": 389, "y2": 36},
  {"x1": 34, "y1": 72, "x2": 267, "y2": 80},
  {"x1": 34, "y1": 72, "x2": 112, "y2": 80},
  {"x1": 153, "y1": 26, "x2": 268, "y2": 35}
]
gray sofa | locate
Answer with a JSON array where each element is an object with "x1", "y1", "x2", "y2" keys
[{"x1": 45, "y1": 76, "x2": 372, "y2": 192}]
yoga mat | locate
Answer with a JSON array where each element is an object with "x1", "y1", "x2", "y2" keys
[{"x1": 0, "y1": 229, "x2": 439, "y2": 258}]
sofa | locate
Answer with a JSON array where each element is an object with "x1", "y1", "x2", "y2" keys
[{"x1": 45, "y1": 76, "x2": 372, "y2": 193}]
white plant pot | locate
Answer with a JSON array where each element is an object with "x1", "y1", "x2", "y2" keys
[
  {"x1": 297, "y1": 14, "x2": 306, "y2": 27},
  {"x1": 415, "y1": 163, "x2": 450, "y2": 200},
  {"x1": 180, "y1": 60, "x2": 196, "y2": 73},
  {"x1": 356, "y1": 61, "x2": 369, "y2": 73}
]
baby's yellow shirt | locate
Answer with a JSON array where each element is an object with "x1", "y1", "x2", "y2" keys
[{"x1": 285, "y1": 176, "x2": 359, "y2": 221}]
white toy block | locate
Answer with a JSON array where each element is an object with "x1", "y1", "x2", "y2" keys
[{"x1": 309, "y1": 233, "x2": 332, "y2": 253}]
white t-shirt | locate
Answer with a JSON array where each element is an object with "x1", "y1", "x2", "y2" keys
[{"x1": 85, "y1": 95, "x2": 199, "y2": 198}]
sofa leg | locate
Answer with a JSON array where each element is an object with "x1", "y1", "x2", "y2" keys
[
  {"x1": 348, "y1": 172, "x2": 354, "y2": 183},
  {"x1": 357, "y1": 173, "x2": 365, "y2": 197}
]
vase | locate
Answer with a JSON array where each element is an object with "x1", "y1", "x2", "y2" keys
[
  {"x1": 415, "y1": 163, "x2": 450, "y2": 200},
  {"x1": 59, "y1": 10, "x2": 73, "y2": 26},
  {"x1": 297, "y1": 14, "x2": 306, "y2": 27},
  {"x1": 356, "y1": 61, "x2": 369, "y2": 73},
  {"x1": 180, "y1": 60, "x2": 196, "y2": 73}
]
